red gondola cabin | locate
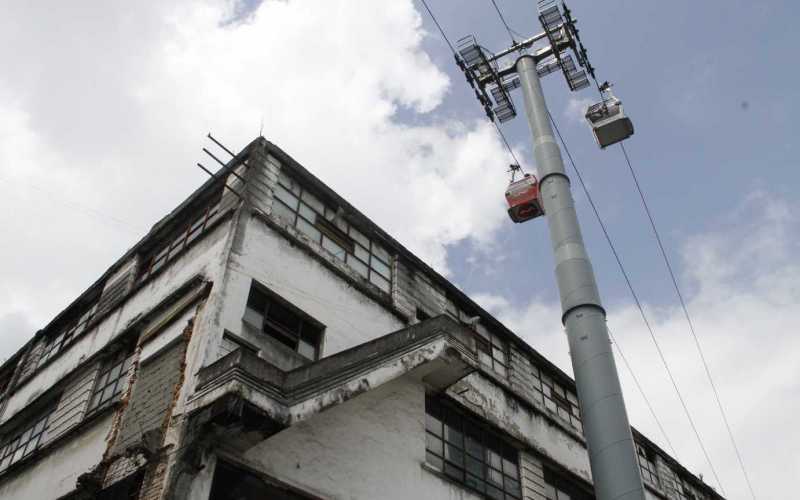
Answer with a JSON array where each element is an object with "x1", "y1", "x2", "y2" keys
[{"x1": 505, "y1": 174, "x2": 544, "y2": 223}]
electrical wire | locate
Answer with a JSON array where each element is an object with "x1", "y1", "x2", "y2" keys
[
  {"x1": 547, "y1": 110, "x2": 726, "y2": 495},
  {"x1": 419, "y1": 0, "x2": 521, "y2": 171},
  {"x1": 608, "y1": 327, "x2": 679, "y2": 460},
  {"x1": 619, "y1": 143, "x2": 757, "y2": 499},
  {"x1": 489, "y1": 0, "x2": 517, "y2": 44},
  {"x1": 419, "y1": 0, "x2": 457, "y2": 55}
]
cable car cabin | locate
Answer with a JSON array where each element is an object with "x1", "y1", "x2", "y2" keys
[
  {"x1": 585, "y1": 91, "x2": 634, "y2": 149},
  {"x1": 505, "y1": 174, "x2": 544, "y2": 223}
]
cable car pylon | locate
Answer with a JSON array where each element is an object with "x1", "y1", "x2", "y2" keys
[{"x1": 456, "y1": 2, "x2": 645, "y2": 499}]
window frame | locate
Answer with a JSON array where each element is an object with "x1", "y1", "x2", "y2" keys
[
  {"x1": 636, "y1": 443, "x2": 660, "y2": 486},
  {"x1": 243, "y1": 282, "x2": 325, "y2": 360},
  {"x1": 0, "y1": 407, "x2": 54, "y2": 473},
  {"x1": 139, "y1": 188, "x2": 224, "y2": 281},
  {"x1": 273, "y1": 170, "x2": 393, "y2": 294},
  {"x1": 424, "y1": 395, "x2": 521, "y2": 500},
  {"x1": 87, "y1": 351, "x2": 133, "y2": 413}
]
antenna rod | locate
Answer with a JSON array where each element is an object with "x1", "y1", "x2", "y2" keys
[{"x1": 516, "y1": 54, "x2": 645, "y2": 500}]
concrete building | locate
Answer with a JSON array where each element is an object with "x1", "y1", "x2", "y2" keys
[{"x1": 0, "y1": 138, "x2": 723, "y2": 500}]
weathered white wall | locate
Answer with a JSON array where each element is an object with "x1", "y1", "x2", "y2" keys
[
  {"x1": 0, "y1": 414, "x2": 113, "y2": 500},
  {"x1": 209, "y1": 215, "x2": 405, "y2": 364},
  {"x1": 231, "y1": 376, "x2": 482, "y2": 500},
  {"x1": 1, "y1": 220, "x2": 232, "y2": 425}
]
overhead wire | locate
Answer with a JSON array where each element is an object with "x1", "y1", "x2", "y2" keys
[
  {"x1": 547, "y1": 110, "x2": 726, "y2": 495},
  {"x1": 489, "y1": 0, "x2": 517, "y2": 44},
  {"x1": 419, "y1": 0, "x2": 521, "y2": 170},
  {"x1": 608, "y1": 327, "x2": 679, "y2": 459},
  {"x1": 619, "y1": 143, "x2": 757, "y2": 499},
  {"x1": 418, "y1": 0, "x2": 727, "y2": 491}
]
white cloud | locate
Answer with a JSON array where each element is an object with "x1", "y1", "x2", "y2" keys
[
  {"x1": 564, "y1": 96, "x2": 595, "y2": 124},
  {"x1": 475, "y1": 194, "x2": 799, "y2": 500},
  {"x1": 0, "y1": 0, "x2": 513, "y2": 356}
]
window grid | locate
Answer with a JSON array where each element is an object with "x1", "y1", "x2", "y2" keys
[
  {"x1": 140, "y1": 193, "x2": 222, "y2": 281},
  {"x1": 636, "y1": 444, "x2": 660, "y2": 486},
  {"x1": 425, "y1": 396, "x2": 521, "y2": 500},
  {"x1": 475, "y1": 329, "x2": 508, "y2": 379},
  {"x1": 0, "y1": 409, "x2": 52, "y2": 472},
  {"x1": 528, "y1": 366, "x2": 583, "y2": 433},
  {"x1": 38, "y1": 304, "x2": 97, "y2": 368},
  {"x1": 274, "y1": 171, "x2": 392, "y2": 294},
  {"x1": 544, "y1": 468, "x2": 593, "y2": 500},
  {"x1": 88, "y1": 353, "x2": 132, "y2": 412},
  {"x1": 244, "y1": 283, "x2": 323, "y2": 360}
]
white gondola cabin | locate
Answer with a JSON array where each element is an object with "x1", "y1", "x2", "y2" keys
[
  {"x1": 585, "y1": 85, "x2": 634, "y2": 149},
  {"x1": 505, "y1": 173, "x2": 543, "y2": 223}
]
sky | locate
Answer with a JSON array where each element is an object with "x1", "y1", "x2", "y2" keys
[{"x1": 0, "y1": 1, "x2": 797, "y2": 498}]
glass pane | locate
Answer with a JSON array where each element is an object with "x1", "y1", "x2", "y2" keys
[
  {"x1": 545, "y1": 398, "x2": 557, "y2": 412},
  {"x1": 296, "y1": 217, "x2": 322, "y2": 242},
  {"x1": 558, "y1": 406, "x2": 570, "y2": 420},
  {"x1": 298, "y1": 202, "x2": 316, "y2": 221},
  {"x1": 107, "y1": 363, "x2": 123, "y2": 382},
  {"x1": 465, "y1": 435, "x2": 483, "y2": 458},
  {"x1": 346, "y1": 254, "x2": 369, "y2": 278},
  {"x1": 502, "y1": 458, "x2": 518, "y2": 479},
  {"x1": 301, "y1": 190, "x2": 325, "y2": 214},
  {"x1": 465, "y1": 473, "x2": 485, "y2": 493},
  {"x1": 321, "y1": 236, "x2": 346, "y2": 261},
  {"x1": 486, "y1": 483, "x2": 504, "y2": 500},
  {"x1": 492, "y1": 346, "x2": 506, "y2": 364},
  {"x1": 466, "y1": 455, "x2": 484, "y2": 477},
  {"x1": 267, "y1": 301, "x2": 301, "y2": 334},
  {"x1": 487, "y1": 450, "x2": 502, "y2": 470},
  {"x1": 369, "y1": 273, "x2": 391, "y2": 293},
  {"x1": 479, "y1": 351, "x2": 493, "y2": 367},
  {"x1": 505, "y1": 477, "x2": 521, "y2": 497},
  {"x1": 349, "y1": 226, "x2": 370, "y2": 248},
  {"x1": 274, "y1": 184, "x2": 299, "y2": 210},
  {"x1": 567, "y1": 391, "x2": 578, "y2": 404},
  {"x1": 444, "y1": 462, "x2": 463, "y2": 482},
  {"x1": 354, "y1": 244, "x2": 370, "y2": 262},
  {"x1": 488, "y1": 467, "x2": 503, "y2": 486},
  {"x1": 297, "y1": 339, "x2": 316, "y2": 359},
  {"x1": 370, "y1": 256, "x2": 391, "y2": 279},
  {"x1": 426, "y1": 434, "x2": 443, "y2": 456},
  {"x1": 494, "y1": 363, "x2": 507, "y2": 377},
  {"x1": 444, "y1": 443, "x2": 464, "y2": 466},
  {"x1": 426, "y1": 451, "x2": 443, "y2": 471},
  {"x1": 372, "y1": 243, "x2": 390, "y2": 263},
  {"x1": 426, "y1": 414, "x2": 442, "y2": 436},
  {"x1": 271, "y1": 200, "x2": 296, "y2": 224},
  {"x1": 277, "y1": 169, "x2": 296, "y2": 192},
  {"x1": 444, "y1": 424, "x2": 462, "y2": 446}
]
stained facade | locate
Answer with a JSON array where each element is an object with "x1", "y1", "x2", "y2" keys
[{"x1": 0, "y1": 138, "x2": 722, "y2": 500}]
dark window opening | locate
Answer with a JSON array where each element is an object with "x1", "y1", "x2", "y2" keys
[
  {"x1": 97, "y1": 470, "x2": 144, "y2": 500},
  {"x1": 544, "y1": 467, "x2": 594, "y2": 500},
  {"x1": 210, "y1": 461, "x2": 314, "y2": 500},
  {"x1": 425, "y1": 395, "x2": 521, "y2": 499},
  {"x1": 244, "y1": 282, "x2": 324, "y2": 360}
]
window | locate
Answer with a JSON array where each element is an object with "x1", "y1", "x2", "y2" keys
[
  {"x1": 88, "y1": 352, "x2": 133, "y2": 412},
  {"x1": 475, "y1": 326, "x2": 508, "y2": 378},
  {"x1": 38, "y1": 303, "x2": 98, "y2": 368},
  {"x1": 544, "y1": 468, "x2": 594, "y2": 500},
  {"x1": 244, "y1": 282, "x2": 324, "y2": 360},
  {"x1": 0, "y1": 408, "x2": 53, "y2": 472},
  {"x1": 273, "y1": 169, "x2": 392, "y2": 293},
  {"x1": 636, "y1": 443, "x2": 659, "y2": 486},
  {"x1": 416, "y1": 308, "x2": 431, "y2": 322},
  {"x1": 527, "y1": 366, "x2": 582, "y2": 433},
  {"x1": 425, "y1": 395, "x2": 521, "y2": 500},
  {"x1": 140, "y1": 190, "x2": 223, "y2": 281},
  {"x1": 210, "y1": 461, "x2": 314, "y2": 500}
]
